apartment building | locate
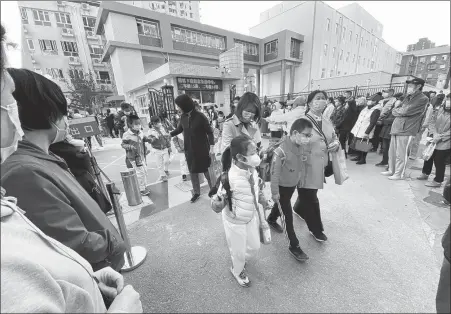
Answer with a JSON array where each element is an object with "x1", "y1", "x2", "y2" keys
[
  {"x1": 399, "y1": 45, "x2": 451, "y2": 89},
  {"x1": 407, "y1": 37, "x2": 436, "y2": 52},
  {"x1": 95, "y1": 1, "x2": 304, "y2": 118},
  {"x1": 116, "y1": 1, "x2": 200, "y2": 22},
  {"x1": 251, "y1": 1, "x2": 399, "y2": 94},
  {"x1": 19, "y1": 0, "x2": 114, "y2": 95}
]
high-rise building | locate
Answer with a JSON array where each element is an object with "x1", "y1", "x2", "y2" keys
[
  {"x1": 406, "y1": 37, "x2": 436, "y2": 52},
  {"x1": 399, "y1": 45, "x2": 450, "y2": 89},
  {"x1": 18, "y1": 0, "x2": 200, "y2": 98},
  {"x1": 116, "y1": 1, "x2": 200, "y2": 22}
]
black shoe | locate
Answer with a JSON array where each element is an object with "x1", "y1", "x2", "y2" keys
[
  {"x1": 289, "y1": 246, "x2": 309, "y2": 262},
  {"x1": 190, "y1": 194, "x2": 200, "y2": 203},
  {"x1": 351, "y1": 157, "x2": 360, "y2": 161},
  {"x1": 267, "y1": 219, "x2": 283, "y2": 233},
  {"x1": 310, "y1": 231, "x2": 327, "y2": 242},
  {"x1": 182, "y1": 175, "x2": 187, "y2": 181},
  {"x1": 375, "y1": 162, "x2": 388, "y2": 167},
  {"x1": 356, "y1": 160, "x2": 366, "y2": 165}
]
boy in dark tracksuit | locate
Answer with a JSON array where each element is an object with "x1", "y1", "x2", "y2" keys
[{"x1": 266, "y1": 118, "x2": 313, "y2": 262}]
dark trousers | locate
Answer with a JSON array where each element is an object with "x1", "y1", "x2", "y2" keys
[
  {"x1": 348, "y1": 133, "x2": 357, "y2": 155},
  {"x1": 355, "y1": 151, "x2": 368, "y2": 162},
  {"x1": 338, "y1": 130, "x2": 350, "y2": 152},
  {"x1": 381, "y1": 138, "x2": 391, "y2": 164},
  {"x1": 293, "y1": 188, "x2": 323, "y2": 234},
  {"x1": 107, "y1": 126, "x2": 116, "y2": 138},
  {"x1": 372, "y1": 125, "x2": 383, "y2": 150},
  {"x1": 190, "y1": 171, "x2": 212, "y2": 195},
  {"x1": 267, "y1": 186, "x2": 299, "y2": 248},
  {"x1": 422, "y1": 149, "x2": 450, "y2": 183},
  {"x1": 436, "y1": 258, "x2": 450, "y2": 313}
]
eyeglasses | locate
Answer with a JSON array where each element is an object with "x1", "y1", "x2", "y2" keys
[{"x1": 300, "y1": 133, "x2": 313, "y2": 138}]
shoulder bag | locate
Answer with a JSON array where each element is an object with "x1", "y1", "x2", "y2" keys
[{"x1": 305, "y1": 114, "x2": 334, "y2": 177}]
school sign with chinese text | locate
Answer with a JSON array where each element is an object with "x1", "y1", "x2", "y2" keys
[{"x1": 176, "y1": 77, "x2": 223, "y2": 91}]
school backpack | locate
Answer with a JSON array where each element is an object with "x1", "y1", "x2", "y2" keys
[{"x1": 258, "y1": 139, "x2": 286, "y2": 182}]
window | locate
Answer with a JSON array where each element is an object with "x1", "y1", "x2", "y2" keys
[
  {"x1": 69, "y1": 69, "x2": 84, "y2": 80},
  {"x1": 290, "y1": 38, "x2": 301, "y2": 59},
  {"x1": 337, "y1": 71, "x2": 341, "y2": 76},
  {"x1": 360, "y1": 36, "x2": 363, "y2": 46},
  {"x1": 190, "y1": 13, "x2": 193, "y2": 18},
  {"x1": 349, "y1": 30, "x2": 352, "y2": 41},
  {"x1": 38, "y1": 39, "x2": 57, "y2": 54},
  {"x1": 367, "y1": 58, "x2": 370, "y2": 67},
  {"x1": 171, "y1": 26, "x2": 225, "y2": 50},
  {"x1": 366, "y1": 40, "x2": 368, "y2": 48},
  {"x1": 61, "y1": 41, "x2": 78, "y2": 56},
  {"x1": 371, "y1": 61, "x2": 374, "y2": 70},
  {"x1": 352, "y1": 54, "x2": 356, "y2": 63},
  {"x1": 46, "y1": 68, "x2": 64, "y2": 80},
  {"x1": 89, "y1": 44, "x2": 103, "y2": 57},
  {"x1": 346, "y1": 51, "x2": 350, "y2": 62},
  {"x1": 32, "y1": 9, "x2": 51, "y2": 26},
  {"x1": 55, "y1": 12, "x2": 71, "y2": 28},
  {"x1": 95, "y1": 71, "x2": 111, "y2": 84},
  {"x1": 430, "y1": 56, "x2": 436, "y2": 62},
  {"x1": 82, "y1": 16, "x2": 96, "y2": 32},
  {"x1": 332, "y1": 47, "x2": 336, "y2": 57},
  {"x1": 357, "y1": 56, "x2": 361, "y2": 64},
  {"x1": 321, "y1": 68, "x2": 326, "y2": 78},
  {"x1": 339, "y1": 49, "x2": 343, "y2": 60},
  {"x1": 428, "y1": 64, "x2": 437, "y2": 70},
  {"x1": 20, "y1": 7, "x2": 28, "y2": 22},
  {"x1": 26, "y1": 39, "x2": 35, "y2": 50},
  {"x1": 342, "y1": 27, "x2": 346, "y2": 40},
  {"x1": 335, "y1": 23, "x2": 339, "y2": 34},
  {"x1": 265, "y1": 40, "x2": 278, "y2": 55},
  {"x1": 440, "y1": 64, "x2": 446, "y2": 69},
  {"x1": 324, "y1": 44, "x2": 328, "y2": 56},
  {"x1": 420, "y1": 57, "x2": 426, "y2": 63},
  {"x1": 355, "y1": 34, "x2": 358, "y2": 44},
  {"x1": 236, "y1": 40, "x2": 258, "y2": 56},
  {"x1": 363, "y1": 57, "x2": 366, "y2": 66},
  {"x1": 136, "y1": 18, "x2": 160, "y2": 38},
  {"x1": 330, "y1": 69, "x2": 334, "y2": 77},
  {"x1": 442, "y1": 55, "x2": 448, "y2": 60},
  {"x1": 326, "y1": 18, "x2": 330, "y2": 31}
]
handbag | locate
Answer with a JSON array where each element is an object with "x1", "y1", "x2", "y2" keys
[
  {"x1": 249, "y1": 174, "x2": 271, "y2": 245},
  {"x1": 421, "y1": 141, "x2": 436, "y2": 161},
  {"x1": 351, "y1": 138, "x2": 373, "y2": 153},
  {"x1": 330, "y1": 146, "x2": 349, "y2": 185},
  {"x1": 305, "y1": 114, "x2": 334, "y2": 177}
]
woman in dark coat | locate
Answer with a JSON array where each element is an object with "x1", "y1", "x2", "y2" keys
[{"x1": 170, "y1": 94, "x2": 215, "y2": 203}]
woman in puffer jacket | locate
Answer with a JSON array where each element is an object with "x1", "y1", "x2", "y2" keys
[{"x1": 219, "y1": 135, "x2": 268, "y2": 288}]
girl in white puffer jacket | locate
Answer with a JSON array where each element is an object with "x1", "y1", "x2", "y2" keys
[{"x1": 220, "y1": 135, "x2": 269, "y2": 288}]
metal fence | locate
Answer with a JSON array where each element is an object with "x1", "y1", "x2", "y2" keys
[{"x1": 261, "y1": 83, "x2": 407, "y2": 102}]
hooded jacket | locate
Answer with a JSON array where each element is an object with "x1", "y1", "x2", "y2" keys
[{"x1": 1, "y1": 140, "x2": 125, "y2": 272}]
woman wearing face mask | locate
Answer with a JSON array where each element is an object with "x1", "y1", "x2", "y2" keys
[
  {"x1": 417, "y1": 94, "x2": 451, "y2": 187},
  {"x1": 349, "y1": 93, "x2": 384, "y2": 165},
  {"x1": 2, "y1": 68, "x2": 126, "y2": 272},
  {"x1": 0, "y1": 26, "x2": 142, "y2": 313},
  {"x1": 292, "y1": 90, "x2": 340, "y2": 242},
  {"x1": 221, "y1": 92, "x2": 262, "y2": 155}
]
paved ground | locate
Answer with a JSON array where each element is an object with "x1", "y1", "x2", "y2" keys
[{"x1": 94, "y1": 136, "x2": 449, "y2": 313}]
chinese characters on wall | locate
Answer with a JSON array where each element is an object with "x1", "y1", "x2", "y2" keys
[{"x1": 176, "y1": 77, "x2": 223, "y2": 91}]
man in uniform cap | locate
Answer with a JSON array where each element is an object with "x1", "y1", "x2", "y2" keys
[{"x1": 381, "y1": 78, "x2": 429, "y2": 180}]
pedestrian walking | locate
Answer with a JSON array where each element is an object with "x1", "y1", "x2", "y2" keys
[
  {"x1": 267, "y1": 102, "x2": 285, "y2": 143},
  {"x1": 105, "y1": 108, "x2": 116, "y2": 138},
  {"x1": 264, "y1": 96, "x2": 307, "y2": 137},
  {"x1": 381, "y1": 78, "x2": 429, "y2": 180},
  {"x1": 147, "y1": 116, "x2": 172, "y2": 182},
  {"x1": 219, "y1": 135, "x2": 269, "y2": 287},
  {"x1": 3, "y1": 68, "x2": 126, "y2": 272},
  {"x1": 350, "y1": 93, "x2": 383, "y2": 165},
  {"x1": 416, "y1": 94, "x2": 450, "y2": 187},
  {"x1": 121, "y1": 114, "x2": 151, "y2": 195},
  {"x1": 170, "y1": 94, "x2": 215, "y2": 203},
  {"x1": 293, "y1": 90, "x2": 340, "y2": 242},
  {"x1": 221, "y1": 92, "x2": 262, "y2": 156},
  {"x1": 266, "y1": 118, "x2": 313, "y2": 262}
]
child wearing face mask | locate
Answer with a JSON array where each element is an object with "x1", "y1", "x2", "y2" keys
[
  {"x1": 266, "y1": 118, "x2": 313, "y2": 262},
  {"x1": 121, "y1": 114, "x2": 151, "y2": 195},
  {"x1": 219, "y1": 135, "x2": 269, "y2": 288},
  {"x1": 147, "y1": 116, "x2": 172, "y2": 182}
]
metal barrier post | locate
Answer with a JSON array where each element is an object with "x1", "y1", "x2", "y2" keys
[
  {"x1": 120, "y1": 169, "x2": 143, "y2": 206},
  {"x1": 106, "y1": 182, "x2": 147, "y2": 272}
]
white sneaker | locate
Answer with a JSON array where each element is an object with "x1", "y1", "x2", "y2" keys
[
  {"x1": 230, "y1": 267, "x2": 250, "y2": 287},
  {"x1": 388, "y1": 175, "x2": 403, "y2": 181},
  {"x1": 381, "y1": 171, "x2": 393, "y2": 176}
]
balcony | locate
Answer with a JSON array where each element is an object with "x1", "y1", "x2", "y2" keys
[
  {"x1": 264, "y1": 52, "x2": 278, "y2": 62},
  {"x1": 92, "y1": 58, "x2": 105, "y2": 67},
  {"x1": 86, "y1": 30, "x2": 99, "y2": 40},
  {"x1": 61, "y1": 28, "x2": 74, "y2": 37},
  {"x1": 138, "y1": 35, "x2": 162, "y2": 48},
  {"x1": 244, "y1": 54, "x2": 259, "y2": 62},
  {"x1": 173, "y1": 41, "x2": 224, "y2": 56}
]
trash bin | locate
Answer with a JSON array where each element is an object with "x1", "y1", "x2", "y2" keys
[{"x1": 120, "y1": 169, "x2": 142, "y2": 206}]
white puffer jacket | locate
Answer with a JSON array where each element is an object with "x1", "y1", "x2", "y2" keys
[{"x1": 223, "y1": 163, "x2": 261, "y2": 225}]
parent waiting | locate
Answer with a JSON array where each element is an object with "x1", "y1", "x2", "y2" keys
[
  {"x1": 171, "y1": 94, "x2": 215, "y2": 203},
  {"x1": 2, "y1": 68, "x2": 126, "y2": 272},
  {"x1": 293, "y1": 90, "x2": 340, "y2": 242}
]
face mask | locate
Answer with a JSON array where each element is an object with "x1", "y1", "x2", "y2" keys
[
  {"x1": 124, "y1": 111, "x2": 131, "y2": 116},
  {"x1": 155, "y1": 123, "x2": 162, "y2": 129},
  {"x1": 445, "y1": 100, "x2": 451, "y2": 109},
  {"x1": 132, "y1": 125, "x2": 141, "y2": 131},
  {"x1": 313, "y1": 99, "x2": 327, "y2": 112},
  {"x1": 407, "y1": 87, "x2": 415, "y2": 95},
  {"x1": 51, "y1": 117, "x2": 69, "y2": 144},
  {"x1": 1, "y1": 103, "x2": 24, "y2": 163},
  {"x1": 383, "y1": 93, "x2": 388, "y2": 98},
  {"x1": 242, "y1": 154, "x2": 261, "y2": 168}
]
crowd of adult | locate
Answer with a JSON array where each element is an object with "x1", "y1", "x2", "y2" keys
[{"x1": 1, "y1": 20, "x2": 449, "y2": 313}]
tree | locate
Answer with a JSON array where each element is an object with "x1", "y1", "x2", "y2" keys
[{"x1": 65, "y1": 68, "x2": 114, "y2": 114}]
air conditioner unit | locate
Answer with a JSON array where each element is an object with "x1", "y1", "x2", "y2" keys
[
  {"x1": 31, "y1": 57, "x2": 36, "y2": 64},
  {"x1": 81, "y1": 3, "x2": 89, "y2": 10},
  {"x1": 69, "y1": 56, "x2": 80, "y2": 64},
  {"x1": 86, "y1": 31, "x2": 97, "y2": 38},
  {"x1": 62, "y1": 28, "x2": 74, "y2": 36},
  {"x1": 92, "y1": 58, "x2": 102, "y2": 64},
  {"x1": 23, "y1": 28, "x2": 28, "y2": 33}
]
